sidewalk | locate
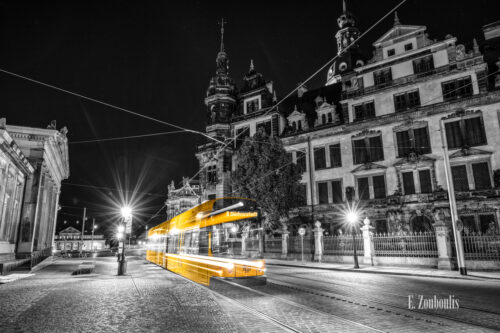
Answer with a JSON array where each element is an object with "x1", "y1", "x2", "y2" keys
[{"x1": 265, "y1": 258, "x2": 500, "y2": 281}]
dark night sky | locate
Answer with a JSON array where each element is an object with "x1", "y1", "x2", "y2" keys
[{"x1": 0, "y1": 0, "x2": 498, "y2": 236}]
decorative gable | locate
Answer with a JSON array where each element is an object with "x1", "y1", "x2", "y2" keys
[
  {"x1": 59, "y1": 226, "x2": 81, "y2": 235},
  {"x1": 373, "y1": 25, "x2": 426, "y2": 47},
  {"x1": 287, "y1": 106, "x2": 308, "y2": 132}
]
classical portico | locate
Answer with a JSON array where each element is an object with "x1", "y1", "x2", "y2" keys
[{"x1": 6, "y1": 122, "x2": 69, "y2": 259}]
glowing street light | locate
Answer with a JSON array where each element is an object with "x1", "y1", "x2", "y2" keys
[
  {"x1": 346, "y1": 209, "x2": 360, "y2": 269},
  {"x1": 121, "y1": 206, "x2": 132, "y2": 220},
  {"x1": 117, "y1": 205, "x2": 132, "y2": 276}
]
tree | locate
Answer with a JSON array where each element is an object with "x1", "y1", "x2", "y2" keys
[{"x1": 232, "y1": 128, "x2": 304, "y2": 230}]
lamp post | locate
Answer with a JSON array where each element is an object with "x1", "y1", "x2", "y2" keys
[
  {"x1": 117, "y1": 206, "x2": 132, "y2": 276},
  {"x1": 346, "y1": 211, "x2": 360, "y2": 269},
  {"x1": 91, "y1": 220, "x2": 97, "y2": 252}
]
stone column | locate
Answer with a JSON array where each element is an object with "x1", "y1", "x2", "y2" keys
[
  {"x1": 241, "y1": 229, "x2": 248, "y2": 257},
  {"x1": 361, "y1": 217, "x2": 375, "y2": 266},
  {"x1": 313, "y1": 221, "x2": 323, "y2": 262},
  {"x1": 49, "y1": 187, "x2": 61, "y2": 250},
  {"x1": 434, "y1": 221, "x2": 454, "y2": 270},
  {"x1": 281, "y1": 225, "x2": 289, "y2": 260}
]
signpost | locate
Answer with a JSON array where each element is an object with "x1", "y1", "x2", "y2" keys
[{"x1": 298, "y1": 227, "x2": 306, "y2": 264}]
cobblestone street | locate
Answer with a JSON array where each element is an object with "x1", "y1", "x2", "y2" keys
[{"x1": 1, "y1": 257, "x2": 500, "y2": 332}]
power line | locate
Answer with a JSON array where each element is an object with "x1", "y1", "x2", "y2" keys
[
  {"x1": 62, "y1": 182, "x2": 165, "y2": 197},
  {"x1": 69, "y1": 130, "x2": 187, "y2": 144},
  {"x1": 0, "y1": 68, "x2": 225, "y2": 145}
]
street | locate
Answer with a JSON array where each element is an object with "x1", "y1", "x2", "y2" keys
[{"x1": 1, "y1": 257, "x2": 499, "y2": 332}]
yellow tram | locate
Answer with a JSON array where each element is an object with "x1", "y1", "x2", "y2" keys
[{"x1": 146, "y1": 198, "x2": 266, "y2": 285}]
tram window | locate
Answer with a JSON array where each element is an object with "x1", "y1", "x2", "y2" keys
[
  {"x1": 182, "y1": 231, "x2": 192, "y2": 254},
  {"x1": 198, "y1": 230, "x2": 209, "y2": 255},
  {"x1": 189, "y1": 229, "x2": 200, "y2": 254}
]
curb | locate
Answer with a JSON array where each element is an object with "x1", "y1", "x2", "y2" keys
[
  {"x1": 266, "y1": 262, "x2": 500, "y2": 281},
  {"x1": 30, "y1": 256, "x2": 54, "y2": 273}
]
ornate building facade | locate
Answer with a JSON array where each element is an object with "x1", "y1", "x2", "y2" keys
[
  {"x1": 0, "y1": 119, "x2": 69, "y2": 273},
  {"x1": 165, "y1": 177, "x2": 201, "y2": 220},
  {"x1": 194, "y1": 5, "x2": 500, "y2": 236}
]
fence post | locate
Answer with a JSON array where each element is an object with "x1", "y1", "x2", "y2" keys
[
  {"x1": 434, "y1": 221, "x2": 454, "y2": 270},
  {"x1": 314, "y1": 221, "x2": 323, "y2": 262},
  {"x1": 281, "y1": 225, "x2": 289, "y2": 260},
  {"x1": 360, "y1": 217, "x2": 375, "y2": 265}
]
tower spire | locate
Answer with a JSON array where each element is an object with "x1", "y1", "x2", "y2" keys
[
  {"x1": 250, "y1": 59, "x2": 255, "y2": 71},
  {"x1": 219, "y1": 18, "x2": 226, "y2": 52},
  {"x1": 342, "y1": 0, "x2": 347, "y2": 13}
]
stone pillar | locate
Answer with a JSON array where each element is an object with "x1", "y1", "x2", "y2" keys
[
  {"x1": 361, "y1": 217, "x2": 375, "y2": 266},
  {"x1": 434, "y1": 221, "x2": 454, "y2": 270},
  {"x1": 313, "y1": 221, "x2": 323, "y2": 262},
  {"x1": 281, "y1": 225, "x2": 289, "y2": 260},
  {"x1": 241, "y1": 229, "x2": 248, "y2": 257},
  {"x1": 49, "y1": 188, "x2": 61, "y2": 250}
]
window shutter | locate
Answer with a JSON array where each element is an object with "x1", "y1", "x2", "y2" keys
[
  {"x1": 419, "y1": 170, "x2": 432, "y2": 193},
  {"x1": 445, "y1": 121, "x2": 463, "y2": 149},
  {"x1": 402, "y1": 172, "x2": 415, "y2": 195},
  {"x1": 414, "y1": 127, "x2": 431, "y2": 154},
  {"x1": 357, "y1": 178, "x2": 370, "y2": 200},
  {"x1": 352, "y1": 139, "x2": 367, "y2": 164},
  {"x1": 331, "y1": 180, "x2": 343, "y2": 203},
  {"x1": 472, "y1": 162, "x2": 491, "y2": 189},
  {"x1": 329, "y1": 144, "x2": 342, "y2": 168},
  {"x1": 373, "y1": 175, "x2": 386, "y2": 199},
  {"x1": 314, "y1": 147, "x2": 326, "y2": 170},
  {"x1": 396, "y1": 130, "x2": 411, "y2": 157},
  {"x1": 318, "y1": 182, "x2": 329, "y2": 204},
  {"x1": 464, "y1": 117, "x2": 486, "y2": 147},
  {"x1": 451, "y1": 165, "x2": 469, "y2": 191},
  {"x1": 369, "y1": 136, "x2": 384, "y2": 162}
]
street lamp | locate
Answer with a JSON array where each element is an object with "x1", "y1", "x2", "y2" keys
[
  {"x1": 346, "y1": 210, "x2": 360, "y2": 269},
  {"x1": 117, "y1": 206, "x2": 132, "y2": 276}
]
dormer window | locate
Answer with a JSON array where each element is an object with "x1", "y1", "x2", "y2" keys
[
  {"x1": 387, "y1": 48, "x2": 395, "y2": 57},
  {"x1": 244, "y1": 96, "x2": 261, "y2": 114}
]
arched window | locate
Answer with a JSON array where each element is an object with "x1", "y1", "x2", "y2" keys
[
  {"x1": 298, "y1": 121, "x2": 302, "y2": 131},
  {"x1": 411, "y1": 215, "x2": 433, "y2": 232},
  {"x1": 292, "y1": 122, "x2": 297, "y2": 131},
  {"x1": 322, "y1": 114, "x2": 326, "y2": 124}
]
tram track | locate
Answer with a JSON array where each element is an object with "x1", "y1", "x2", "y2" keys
[
  {"x1": 267, "y1": 270, "x2": 500, "y2": 332},
  {"x1": 270, "y1": 268, "x2": 500, "y2": 316},
  {"x1": 208, "y1": 278, "x2": 386, "y2": 333}
]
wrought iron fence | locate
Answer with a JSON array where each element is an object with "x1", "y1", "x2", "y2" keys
[
  {"x1": 461, "y1": 233, "x2": 500, "y2": 260},
  {"x1": 323, "y1": 234, "x2": 364, "y2": 256},
  {"x1": 264, "y1": 237, "x2": 282, "y2": 253},
  {"x1": 288, "y1": 236, "x2": 314, "y2": 254},
  {"x1": 245, "y1": 237, "x2": 260, "y2": 252},
  {"x1": 372, "y1": 232, "x2": 437, "y2": 257}
]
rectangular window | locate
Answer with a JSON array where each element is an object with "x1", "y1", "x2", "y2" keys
[
  {"x1": 357, "y1": 177, "x2": 370, "y2": 200},
  {"x1": 353, "y1": 101, "x2": 376, "y2": 121},
  {"x1": 314, "y1": 147, "x2": 327, "y2": 170},
  {"x1": 318, "y1": 182, "x2": 329, "y2": 204},
  {"x1": 394, "y1": 90, "x2": 420, "y2": 112},
  {"x1": 479, "y1": 214, "x2": 496, "y2": 234},
  {"x1": 329, "y1": 144, "x2": 342, "y2": 168},
  {"x1": 331, "y1": 180, "x2": 343, "y2": 203},
  {"x1": 442, "y1": 76, "x2": 473, "y2": 101},
  {"x1": 352, "y1": 135, "x2": 384, "y2": 164},
  {"x1": 256, "y1": 121, "x2": 272, "y2": 136},
  {"x1": 235, "y1": 127, "x2": 250, "y2": 148},
  {"x1": 472, "y1": 162, "x2": 491, "y2": 189},
  {"x1": 387, "y1": 48, "x2": 395, "y2": 57},
  {"x1": 296, "y1": 150, "x2": 306, "y2": 172},
  {"x1": 207, "y1": 165, "x2": 217, "y2": 183},
  {"x1": 396, "y1": 130, "x2": 411, "y2": 157},
  {"x1": 413, "y1": 55, "x2": 434, "y2": 74},
  {"x1": 413, "y1": 127, "x2": 431, "y2": 154},
  {"x1": 245, "y1": 98, "x2": 260, "y2": 113},
  {"x1": 464, "y1": 117, "x2": 486, "y2": 147},
  {"x1": 445, "y1": 116, "x2": 486, "y2": 149},
  {"x1": 451, "y1": 165, "x2": 469, "y2": 191},
  {"x1": 374, "y1": 68, "x2": 392, "y2": 86},
  {"x1": 402, "y1": 172, "x2": 415, "y2": 195},
  {"x1": 404, "y1": 43, "x2": 413, "y2": 51},
  {"x1": 445, "y1": 121, "x2": 463, "y2": 149},
  {"x1": 352, "y1": 138, "x2": 367, "y2": 164},
  {"x1": 373, "y1": 175, "x2": 386, "y2": 199},
  {"x1": 419, "y1": 169, "x2": 432, "y2": 193},
  {"x1": 461, "y1": 216, "x2": 477, "y2": 233}
]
